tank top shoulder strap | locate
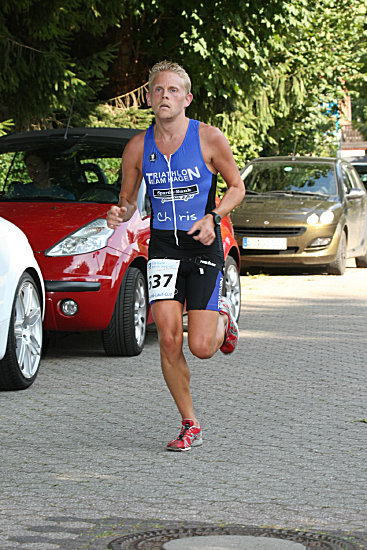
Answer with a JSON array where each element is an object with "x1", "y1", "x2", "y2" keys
[
  {"x1": 143, "y1": 124, "x2": 157, "y2": 174},
  {"x1": 184, "y1": 119, "x2": 207, "y2": 166},
  {"x1": 188, "y1": 119, "x2": 200, "y2": 141},
  {"x1": 144, "y1": 124, "x2": 155, "y2": 146}
]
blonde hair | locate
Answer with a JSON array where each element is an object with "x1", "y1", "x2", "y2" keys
[{"x1": 148, "y1": 60, "x2": 191, "y2": 94}]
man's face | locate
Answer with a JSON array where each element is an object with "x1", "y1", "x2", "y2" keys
[
  {"x1": 147, "y1": 71, "x2": 193, "y2": 119},
  {"x1": 25, "y1": 155, "x2": 49, "y2": 185}
]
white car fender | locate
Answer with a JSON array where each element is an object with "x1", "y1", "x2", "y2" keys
[{"x1": 0, "y1": 217, "x2": 45, "y2": 359}]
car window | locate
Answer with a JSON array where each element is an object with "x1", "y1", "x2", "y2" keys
[
  {"x1": 341, "y1": 166, "x2": 354, "y2": 193},
  {"x1": 0, "y1": 152, "x2": 28, "y2": 193},
  {"x1": 345, "y1": 165, "x2": 366, "y2": 191},
  {"x1": 242, "y1": 162, "x2": 337, "y2": 196},
  {"x1": 0, "y1": 146, "x2": 124, "y2": 203},
  {"x1": 351, "y1": 164, "x2": 367, "y2": 186}
]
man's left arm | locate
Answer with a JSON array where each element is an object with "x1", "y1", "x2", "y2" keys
[
  {"x1": 209, "y1": 127, "x2": 246, "y2": 218},
  {"x1": 188, "y1": 126, "x2": 245, "y2": 244}
]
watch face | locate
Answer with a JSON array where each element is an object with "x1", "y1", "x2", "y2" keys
[{"x1": 209, "y1": 211, "x2": 221, "y2": 225}]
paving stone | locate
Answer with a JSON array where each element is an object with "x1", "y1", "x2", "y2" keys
[{"x1": 0, "y1": 263, "x2": 366, "y2": 548}]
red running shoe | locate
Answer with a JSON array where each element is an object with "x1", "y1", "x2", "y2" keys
[
  {"x1": 219, "y1": 296, "x2": 239, "y2": 354},
  {"x1": 167, "y1": 419, "x2": 202, "y2": 451}
]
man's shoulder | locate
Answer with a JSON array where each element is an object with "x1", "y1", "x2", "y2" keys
[
  {"x1": 123, "y1": 129, "x2": 147, "y2": 160},
  {"x1": 199, "y1": 121, "x2": 223, "y2": 135},
  {"x1": 198, "y1": 121, "x2": 226, "y2": 146},
  {"x1": 52, "y1": 185, "x2": 75, "y2": 199},
  {"x1": 127, "y1": 129, "x2": 147, "y2": 148},
  {"x1": 7, "y1": 182, "x2": 35, "y2": 196}
]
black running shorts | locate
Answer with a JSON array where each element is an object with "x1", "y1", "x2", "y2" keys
[{"x1": 148, "y1": 228, "x2": 224, "y2": 311}]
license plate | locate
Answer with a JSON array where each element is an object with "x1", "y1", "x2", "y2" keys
[{"x1": 242, "y1": 237, "x2": 287, "y2": 250}]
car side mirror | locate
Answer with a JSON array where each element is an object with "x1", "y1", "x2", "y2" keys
[{"x1": 346, "y1": 188, "x2": 366, "y2": 199}]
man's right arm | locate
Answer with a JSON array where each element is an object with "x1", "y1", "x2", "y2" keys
[{"x1": 106, "y1": 133, "x2": 144, "y2": 229}]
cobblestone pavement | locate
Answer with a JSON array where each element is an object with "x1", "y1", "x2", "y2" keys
[{"x1": 1, "y1": 262, "x2": 366, "y2": 549}]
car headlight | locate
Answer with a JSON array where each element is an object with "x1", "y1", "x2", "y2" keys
[
  {"x1": 319, "y1": 211, "x2": 334, "y2": 224},
  {"x1": 306, "y1": 211, "x2": 334, "y2": 225},
  {"x1": 306, "y1": 213, "x2": 319, "y2": 225},
  {"x1": 46, "y1": 218, "x2": 114, "y2": 256}
]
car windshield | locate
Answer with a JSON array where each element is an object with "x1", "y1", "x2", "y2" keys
[
  {"x1": 353, "y1": 164, "x2": 367, "y2": 185},
  {"x1": 242, "y1": 161, "x2": 338, "y2": 196},
  {"x1": 0, "y1": 141, "x2": 123, "y2": 203}
]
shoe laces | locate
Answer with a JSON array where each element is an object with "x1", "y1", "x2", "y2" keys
[{"x1": 178, "y1": 422, "x2": 192, "y2": 440}]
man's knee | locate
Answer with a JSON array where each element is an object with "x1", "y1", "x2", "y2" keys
[
  {"x1": 188, "y1": 336, "x2": 215, "y2": 360},
  {"x1": 159, "y1": 330, "x2": 183, "y2": 355}
]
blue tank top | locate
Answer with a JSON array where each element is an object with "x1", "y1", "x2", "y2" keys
[{"x1": 142, "y1": 119, "x2": 217, "y2": 233}]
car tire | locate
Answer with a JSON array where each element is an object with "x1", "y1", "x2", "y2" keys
[
  {"x1": 0, "y1": 272, "x2": 43, "y2": 391},
  {"x1": 327, "y1": 231, "x2": 347, "y2": 275},
  {"x1": 223, "y1": 256, "x2": 241, "y2": 321},
  {"x1": 102, "y1": 267, "x2": 147, "y2": 356},
  {"x1": 355, "y1": 251, "x2": 367, "y2": 268}
]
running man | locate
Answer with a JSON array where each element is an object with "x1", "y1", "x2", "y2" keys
[{"x1": 107, "y1": 60, "x2": 245, "y2": 451}]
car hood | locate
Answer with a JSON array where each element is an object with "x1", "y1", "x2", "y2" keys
[
  {"x1": 0, "y1": 202, "x2": 110, "y2": 252},
  {"x1": 232, "y1": 194, "x2": 339, "y2": 223}
]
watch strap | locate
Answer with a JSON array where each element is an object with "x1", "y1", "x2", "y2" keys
[{"x1": 208, "y1": 211, "x2": 221, "y2": 225}]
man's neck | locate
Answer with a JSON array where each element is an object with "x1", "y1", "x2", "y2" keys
[{"x1": 154, "y1": 115, "x2": 189, "y2": 142}]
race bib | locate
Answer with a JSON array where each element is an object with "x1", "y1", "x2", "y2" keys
[{"x1": 147, "y1": 258, "x2": 180, "y2": 302}]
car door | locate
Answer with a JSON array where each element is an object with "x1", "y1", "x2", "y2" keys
[
  {"x1": 341, "y1": 164, "x2": 367, "y2": 252},
  {"x1": 350, "y1": 165, "x2": 367, "y2": 249}
]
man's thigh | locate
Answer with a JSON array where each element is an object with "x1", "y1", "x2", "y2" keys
[
  {"x1": 186, "y1": 308, "x2": 221, "y2": 357},
  {"x1": 184, "y1": 263, "x2": 223, "y2": 312},
  {"x1": 151, "y1": 299, "x2": 184, "y2": 335}
]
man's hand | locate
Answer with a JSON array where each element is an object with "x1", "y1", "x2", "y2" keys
[
  {"x1": 106, "y1": 205, "x2": 128, "y2": 229},
  {"x1": 187, "y1": 214, "x2": 216, "y2": 246}
]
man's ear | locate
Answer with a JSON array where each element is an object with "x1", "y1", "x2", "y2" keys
[
  {"x1": 146, "y1": 92, "x2": 151, "y2": 106},
  {"x1": 185, "y1": 93, "x2": 193, "y2": 108}
]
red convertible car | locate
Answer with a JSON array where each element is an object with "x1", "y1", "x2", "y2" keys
[{"x1": 0, "y1": 128, "x2": 241, "y2": 356}]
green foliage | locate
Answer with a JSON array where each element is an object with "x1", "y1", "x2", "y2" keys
[
  {"x1": 0, "y1": 0, "x2": 122, "y2": 129},
  {"x1": 347, "y1": 5, "x2": 367, "y2": 138},
  {"x1": 0, "y1": 0, "x2": 365, "y2": 162},
  {"x1": 77, "y1": 104, "x2": 155, "y2": 130},
  {"x1": 0, "y1": 119, "x2": 14, "y2": 136},
  {"x1": 0, "y1": 152, "x2": 25, "y2": 193},
  {"x1": 178, "y1": 0, "x2": 362, "y2": 159}
]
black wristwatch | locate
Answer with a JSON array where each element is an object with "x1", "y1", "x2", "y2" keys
[{"x1": 208, "y1": 211, "x2": 221, "y2": 226}]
